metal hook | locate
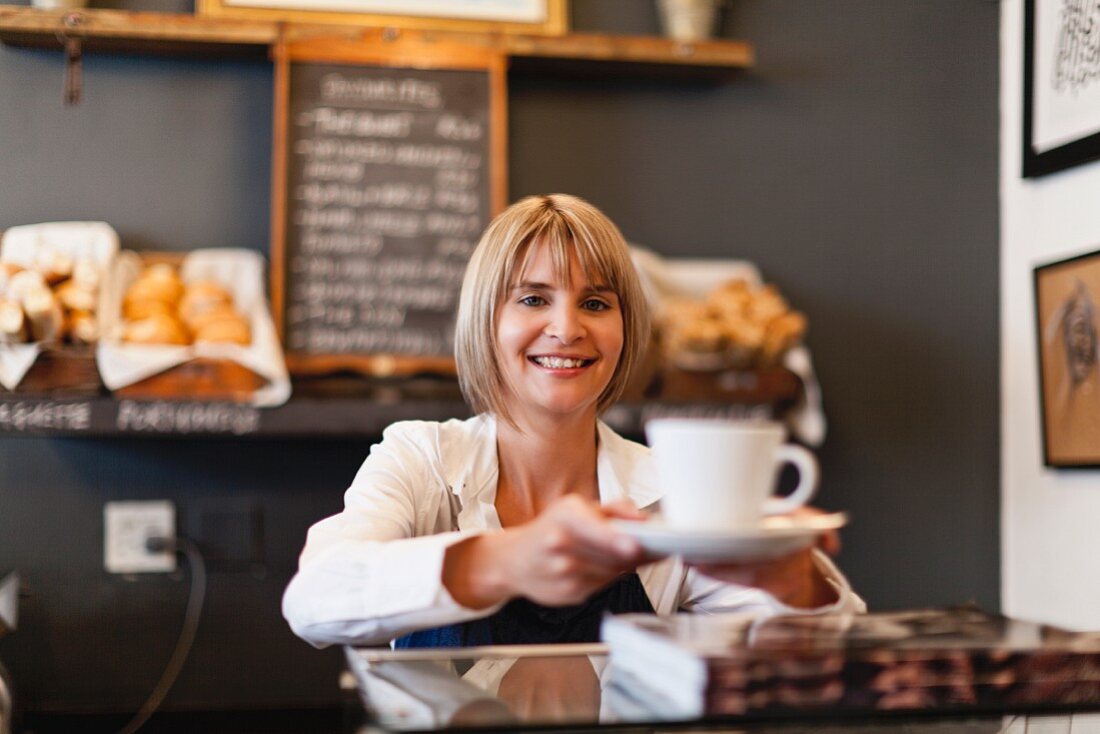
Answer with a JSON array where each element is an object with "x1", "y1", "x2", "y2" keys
[
  {"x1": 55, "y1": 12, "x2": 86, "y2": 107},
  {"x1": 54, "y1": 11, "x2": 86, "y2": 46}
]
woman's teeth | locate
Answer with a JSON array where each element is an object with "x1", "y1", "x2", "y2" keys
[{"x1": 532, "y1": 356, "x2": 588, "y2": 369}]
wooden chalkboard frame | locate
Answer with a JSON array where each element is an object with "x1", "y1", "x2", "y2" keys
[{"x1": 271, "y1": 31, "x2": 508, "y2": 377}]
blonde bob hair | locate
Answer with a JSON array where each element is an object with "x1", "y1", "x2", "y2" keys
[{"x1": 454, "y1": 194, "x2": 650, "y2": 425}]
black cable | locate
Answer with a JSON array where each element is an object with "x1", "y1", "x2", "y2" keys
[{"x1": 116, "y1": 537, "x2": 206, "y2": 734}]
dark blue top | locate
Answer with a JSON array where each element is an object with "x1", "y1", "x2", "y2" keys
[{"x1": 394, "y1": 573, "x2": 655, "y2": 648}]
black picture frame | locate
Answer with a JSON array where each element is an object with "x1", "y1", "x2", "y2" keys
[
  {"x1": 1033, "y1": 248, "x2": 1100, "y2": 467},
  {"x1": 1022, "y1": 0, "x2": 1100, "y2": 178}
]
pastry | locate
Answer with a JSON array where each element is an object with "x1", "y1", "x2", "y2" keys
[
  {"x1": 68, "y1": 310, "x2": 99, "y2": 344},
  {"x1": 184, "y1": 303, "x2": 240, "y2": 334},
  {"x1": 660, "y1": 277, "x2": 807, "y2": 369},
  {"x1": 35, "y1": 250, "x2": 74, "y2": 286},
  {"x1": 119, "y1": 262, "x2": 253, "y2": 348},
  {"x1": 7, "y1": 270, "x2": 48, "y2": 302},
  {"x1": 193, "y1": 315, "x2": 251, "y2": 346},
  {"x1": 0, "y1": 252, "x2": 103, "y2": 344},
  {"x1": 122, "y1": 298, "x2": 174, "y2": 322},
  {"x1": 0, "y1": 298, "x2": 27, "y2": 343},
  {"x1": 760, "y1": 311, "x2": 807, "y2": 365},
  {"x1": 144, "y1": 262, "x2": 185, "y2": 296},
  {"x1": 0, "y1": 262, "x2": 24, "y2": 297},
  {"x1": 22, "y1": 288, "x2": 65, "y2": 342},
  {"x1": 746, "y1": 284, "x2": 789, "y2": 326},
  {"x1": 179, "y1": 281, "x2": 234, "y2": 327},
  {"x1": 707, "y1": 279, "x2": 752, "y2": 321},
  {"x1": 124, "y1": 274, "x2": 183, "y2": 308},
  {"x1": 71, "y1": 258, "x2": 101, "y2": 292},
  {"x1": 670, "y1": 318, "x2": 728, "y2": 353},
  {"x1": 54, "y1": 280, "x2": 98, "y2": 313},
  {"x1": 122, "y1": 312, "x2": 189, "y2": 346}
]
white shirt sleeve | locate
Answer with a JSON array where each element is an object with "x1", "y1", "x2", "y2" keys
[{"x1": 282, "y1": 424, "x2": 504, "y2": 648}]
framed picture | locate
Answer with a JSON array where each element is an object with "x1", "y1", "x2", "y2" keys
[
  {"x1": 1023, "y1": 0, "x2": 1100, "y2": 177},
  {"x1": 1034, "y1": 249, "x2": 1100, "y2": 467},
  {"x1": 197, "y1": 0, "x2": 568, "y2": 36}
]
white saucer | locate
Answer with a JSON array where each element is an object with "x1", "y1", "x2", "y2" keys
[{"x1": 611, "y1": 513, "x2": 848, "y2": 563}]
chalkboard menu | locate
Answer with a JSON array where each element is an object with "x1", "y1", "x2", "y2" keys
[{"x1": 272, "y1": 36, "x2": 507, "y2": 375}]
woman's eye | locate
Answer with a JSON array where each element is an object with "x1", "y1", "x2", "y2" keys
[
  {"x1": 519, "y1": 295, "x2": 546, "y2": 307},
  {"x1": 583, "y1": 299, "x2": 610, "y2": 312}
]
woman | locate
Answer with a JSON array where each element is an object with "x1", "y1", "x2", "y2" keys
[{"x1": 282, "y1": 194, "x2": 862, "y2": 650}]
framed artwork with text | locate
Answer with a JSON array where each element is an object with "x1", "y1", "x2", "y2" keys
[{"x1": 1023, "y1": 0, "x2": 1100, "y2": 177}]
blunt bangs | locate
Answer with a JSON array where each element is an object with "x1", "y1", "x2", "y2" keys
[{"x1": 454, "y1": 194, "x2": 650, "y2": 427}]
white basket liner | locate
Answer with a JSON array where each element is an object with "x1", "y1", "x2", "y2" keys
[
  {"x1": 0, "y1": 221, "x2": 120, "y2": 390},
  {"x1": 630, "y1": 247, "x2": 826, "y2": 447},
  {"x1": 96, "y1": 248, "x2": 291, "y2": 408}
]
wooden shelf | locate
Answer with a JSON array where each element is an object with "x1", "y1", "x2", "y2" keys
[
  {"x1": 0, "y1": 394, "x2": 783, "y2": 439},
  {"x1": 0, "y1": 6, "x2": 754, "y2": 71},
  {"x1": 0, "y1": 367, "x2": 794, "y2": 438},
  {"x1": 0, "y1": 6, "x2": 274, "y2": 57}
]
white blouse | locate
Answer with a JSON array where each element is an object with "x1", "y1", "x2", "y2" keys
[{"x1": 282, "y1": 414, "x2": 865, "y2": 648}]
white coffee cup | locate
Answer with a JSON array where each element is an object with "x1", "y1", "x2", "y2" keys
[{"x1": 646, "y1": 418, "x2": 818, "y2": 530}]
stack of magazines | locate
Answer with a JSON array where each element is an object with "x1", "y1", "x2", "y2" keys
[{"x1": 601, "y1": 608, "x2": 1100, "y2": 718}]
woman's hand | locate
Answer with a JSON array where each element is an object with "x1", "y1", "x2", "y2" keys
[
  {"x1": 443, "y1": 495, "x2": 647, "y2": 609},
  {"x1": 689, "y1": 507, "x2": 842, "y2": 609},
  {"x1": 691, "y1": 546, "x2": 838, "y2": 608}
]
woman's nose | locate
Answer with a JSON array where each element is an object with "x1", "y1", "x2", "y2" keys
[{"x1": 545, "y1": 304, "x2": 586, "y2": 343}]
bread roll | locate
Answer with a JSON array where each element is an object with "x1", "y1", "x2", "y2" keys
[
  {"x1": 760, "y1": 311, "x2": 807, "y2": 364},
  {"x1": 124, "y1": 275, "x2": 182, "y2": 307},
  {"x1": 184, "y1": 303, "x2": 239, "y2": 333},
  {"x1": 8, "y1": 270, "x2": 47, "y2": 302},
  {"x1": 179, "y1": 281, "x2": 233, "y2": 326},
  {"x1": 746, "y1": 285, "x2": 788, "y2": 326},
  {"x1": 71, "y1": 258, "x2": 101, "y2": 292},
  {"x1": 0, "y1": 262, "x2": 24, "y2": 298},
  {"x1": 68, "y1": 310, "x2": 99, "y2": 344},
  {"x1": 661, "y1": 298, "x2": 710, "y2": 326},
  {"x1": 122, "y1": 298, "x2": 173, "y2": 322},
  {"x1": 670, "y1": 318, "x2": 727, "y2": 353},
  {"x1": 707, "y1": 280, "x2": 752, "y2": 321},
  {"x1": 146, "y1": 263, "x2": 184, "y2": 298},
  {"x1": 723, "y1": 317, "x2": 766, "y2": 349},
  {"x1": 0, "y1": 298, "x2": 27, "y2": 343},
  {"x1": 23, "y1": 288, "x2": 65, "y2": 342},
  {"x1": 193, "y1": 316, "x2": 251, "y2": 346},
  {"x1": 55, "y1": 280, "x2": 98, "y2": 313},
  {"x1": 123, "y1": 312, "x2": 189, "y2": 346},
  {"x1": 35, "y1": 250, "x2": 74, "y2": 286}
]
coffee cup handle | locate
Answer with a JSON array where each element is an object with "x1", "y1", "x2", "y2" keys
[{"x1": 765, "y1": 444, "x2": 819, "y2": 515}]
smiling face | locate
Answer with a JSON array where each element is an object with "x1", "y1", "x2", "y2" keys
[
  {"x1": 495, "y1": 241, "x2": 625, "y2": 425},
  {"x1": 454, "y1": 194, "x2": 650, "y2": 426}
]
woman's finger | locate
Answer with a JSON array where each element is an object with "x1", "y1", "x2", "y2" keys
[
  {"x1": 599, "y1": 498, "x2": 649, "y2": 522},
  {"x1": 552, "y1": 496, "x2": 642, "y2": 562},
  {"x1": 785, "y1": 506, "x2": 842, "y2": 555},
  {"x1": 817, "y1": 528, "x2": 841, "y2": 555}
]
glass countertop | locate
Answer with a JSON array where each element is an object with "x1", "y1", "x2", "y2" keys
[{"x1": 343, "y1": 644, "x2": 1100, "y2": 733}]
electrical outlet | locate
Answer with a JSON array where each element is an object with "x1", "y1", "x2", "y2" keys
[{"x1": 104, "y1": 500, "x2": 176, "y2": 573}]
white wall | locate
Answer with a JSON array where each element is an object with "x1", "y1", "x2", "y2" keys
[{"x1": 1002, "y1": 0, "x2": 1100, "y2": 630}]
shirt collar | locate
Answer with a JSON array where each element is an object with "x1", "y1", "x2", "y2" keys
[
  {"x1": 596, "y1": 420, "x2": 662, "y2": 511},
  {"x1": 449, "y1": 414, "x2": 661, "y2": 513},
  {"x1": 447, "y1": 414, "x2": 500, "y2": 531}
]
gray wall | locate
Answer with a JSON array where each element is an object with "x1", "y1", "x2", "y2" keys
[{"x1": 0, "y1": 0, "x2": 999, "y2": 714}]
